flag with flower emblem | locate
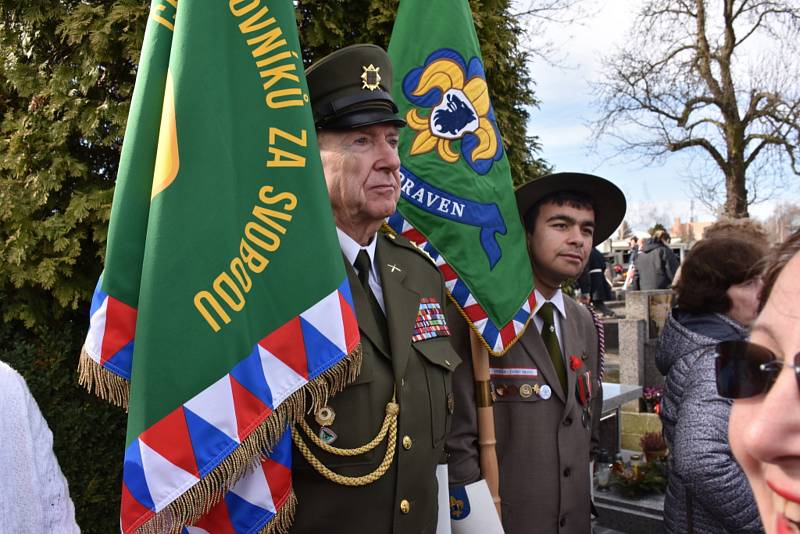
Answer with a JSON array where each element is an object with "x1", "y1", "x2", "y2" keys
[
  {"x1": 77, "y1": 1, "x2": 361, "y2": 532},
  {"x1": 387, "y1": 0, "x2": 535, "y2": 355}
]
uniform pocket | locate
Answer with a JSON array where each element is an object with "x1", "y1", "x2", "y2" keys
[{"x1": 414, "y1": 336, "x2": 459, "y2": 447}]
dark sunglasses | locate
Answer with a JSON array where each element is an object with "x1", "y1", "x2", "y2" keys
[{"x1": 715, "y1": 340, "x2": 800, "y2": 399}]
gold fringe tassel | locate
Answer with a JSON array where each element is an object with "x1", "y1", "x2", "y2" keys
[
  {"x1": 77, "y1": 346, "x2": 130, "y2": 410},
  {"x1": 260, "y1": 490, "x2": 297, "y2": 534},
  {"x1": 133, "y1": 344, "x2": 363, "y2": 534}
]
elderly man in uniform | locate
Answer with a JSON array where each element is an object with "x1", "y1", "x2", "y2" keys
[
  {"x1": 447, "y1": 173, "x2": 626, "y2": 534},
  {"x1": 289, "y1": 44, "x2": 461, "y2": 534}
]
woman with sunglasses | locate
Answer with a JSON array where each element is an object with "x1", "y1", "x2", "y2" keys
[
  {"x1": 656, "y1": 235, "x2": 767, "y2": 533},
  {"x1": 726, "y1": 230, "x2": 800, "y2": 534}
]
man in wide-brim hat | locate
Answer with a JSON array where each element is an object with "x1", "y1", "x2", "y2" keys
[{"x1": 447, "y1": 172, "x2": 626, "y2": 534}]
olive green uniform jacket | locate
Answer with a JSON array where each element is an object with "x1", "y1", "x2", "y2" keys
[
  {"x1": 446, "y1": 296, "x2": 602, "y2": 534},
  {"x1": 291, "y1": 231, "x2": 461, "y2": 534}
]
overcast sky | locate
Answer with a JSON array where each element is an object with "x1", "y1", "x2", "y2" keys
[{"x1": 521, "y1": 1, "x2": 800, "y2": 230}]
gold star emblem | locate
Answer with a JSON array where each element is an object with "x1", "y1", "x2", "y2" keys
[{"x1": 361, "y1": 64, "x2": 381, "y2": 91}]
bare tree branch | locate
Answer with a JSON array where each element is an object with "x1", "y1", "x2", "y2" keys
[{"x1": 591, "y1": 0, "x2": 800, "y2": 217}]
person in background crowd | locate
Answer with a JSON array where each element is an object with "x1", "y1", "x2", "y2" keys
[
  {"x1": 578, "y1": 247, "x2": 616, "y2": 317},
  {"x1": 703, "y1": 217, "x2": 769, "y2": 244},
  {"x1": 0, "y1": 360, "x2": 80, "y2": 533},
  {"x1": 656, "y1": 236, "x2": 768, "y2": 533},
  {"x1": 725, "y1": 230, "x2": 800, "y2": 534},
  {"x1": 622, "y1": 235, "x2": 639, "y2": 290},
  {"x1": 632, "y1": 229, "x2": 680, "y2": 290}
]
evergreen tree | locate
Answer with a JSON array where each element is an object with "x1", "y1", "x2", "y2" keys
[{"x1": 0, "y1": 1, "x2": 150, "y2": 327}]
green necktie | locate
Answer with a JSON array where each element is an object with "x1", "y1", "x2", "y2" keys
[{"x1": 538, "y1": 302, "x2": 567, "y2": 393}]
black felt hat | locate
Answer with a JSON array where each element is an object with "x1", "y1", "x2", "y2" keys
[
  {"x1": 305, "y1": 44, "x2": 406, "y2": 130},
  {"x1": 515, "y1": 172, "x2": 627, "y2": 245}
]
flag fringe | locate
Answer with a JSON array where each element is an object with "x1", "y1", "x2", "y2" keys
[
  {"x1": 446, "y1": 292, "x2": 533, "y2": 357},
  {"x1": 260, "y1": 489, "x2": 297, "y2": 534},
  {"x1": 77, "y1": 347, "x2": 130, "y2": 409},
  {"x1": 133, "y1": 344, "x2": 363, "y2": 534}
]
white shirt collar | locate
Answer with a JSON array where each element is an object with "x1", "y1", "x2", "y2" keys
[
  {"x1": 533, "y1": 287, "x2": 567, "y2": 320},
  {"x1": 336, "y1": 227, "x2": 378, "y2": 271}
]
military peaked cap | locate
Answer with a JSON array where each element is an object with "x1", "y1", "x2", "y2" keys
[{"x1": 305, "y1": 44, "x2": 406, "y2": 130}]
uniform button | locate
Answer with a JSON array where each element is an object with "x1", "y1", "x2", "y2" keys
[
  {"x1": 444, "y1": 359, "x2": 451, "y2": 367},
  {"x1": 400, "y1": 499, "x2": 411, "y2": 514},
  {"x1": 563, "y1": 468, "x2": 571, "y2": 477},
  {"x1": 402, "y1": 436, "x2": 413, "y2": 450},
  {"x1": 563, "y1": 417, "x2": 572, "y2": 426},
  {"x1": 560, "y1": 517, "x2": 566, "y2": 527}
]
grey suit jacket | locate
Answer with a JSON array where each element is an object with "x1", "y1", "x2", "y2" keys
[{"x1": 447, "y1": 295, "x2": 601, "y2": 534}]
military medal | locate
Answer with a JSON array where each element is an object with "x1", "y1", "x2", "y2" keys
[
  {"x1": 411, "y1": 297, "x2": 450, "y2": 342},
  {"x1": 319, "y1": 426, "x2": 338, "y2": 444},
  {"x1": 539, "y1": 384, "x2": 552, "y2": 400},
  {"x1": 519, "y1": 384, "x2": 533, "y2": 398},
  {"x1": 577, "y1": 371, "x2": 592, "y2": 406},
  {"x1": 581, "y1": 408, "x2": 590, "y2": 428},
  {"x1": 315, "y1": 406, "x2": 337, "y2": 444},
  {"x1": 315, "y1": 405, "x2": 336, "y2": 426}
]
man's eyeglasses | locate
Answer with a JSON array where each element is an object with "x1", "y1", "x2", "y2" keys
[{"x1": 715, "y1": 340, "x2": 800, "y2": 399}]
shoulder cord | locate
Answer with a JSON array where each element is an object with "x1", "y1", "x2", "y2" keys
[{"x1": 291, "y1": 393, "x2": 399, "y2": 486}]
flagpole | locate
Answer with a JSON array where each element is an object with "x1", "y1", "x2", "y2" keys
[{"x1": 469, "y1": 329, "x2": 502, "y2": 517}]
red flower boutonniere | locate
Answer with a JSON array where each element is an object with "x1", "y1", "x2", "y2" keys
[{"x1": 569, "y1": 355, "x2": 582, "y2": 371}]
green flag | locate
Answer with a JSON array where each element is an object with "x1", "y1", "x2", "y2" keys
[
  {"x1": 388, "y1": 0, "x2": 535, "y2": 355},
  {"x1": 79, "y1": 1, "x2": 360, "y2": 532}
]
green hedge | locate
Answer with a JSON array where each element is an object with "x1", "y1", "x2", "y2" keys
[{"x1": 0, "y1": 317, "x2": 126, "y2": 533}]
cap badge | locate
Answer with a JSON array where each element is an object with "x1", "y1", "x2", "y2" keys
[{"x1": 361, "y1": 64, "x2": 381, "y2": 91}]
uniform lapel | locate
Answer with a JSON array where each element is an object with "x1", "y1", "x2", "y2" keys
[
  {"x1": 377, "y1": 236, "x2": 420, "y2": 382},
  {"x1": 560, "y1": 301, "x2": 581, "y2": 415},
  {"x1": 344, "y1": 257, "x2": 390, "y2": 359},
  {"x1": 518, "y1": 325, "x2": 567, "y2": 404}
]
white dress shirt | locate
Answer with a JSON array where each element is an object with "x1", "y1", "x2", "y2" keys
[{"x1": 336, "y1": 228, "x2": 386, "y2": 312}]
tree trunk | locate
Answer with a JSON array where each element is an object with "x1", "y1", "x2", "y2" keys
[{"x1": 724, "y1": 164, "x2": 749, "y2": 218}]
